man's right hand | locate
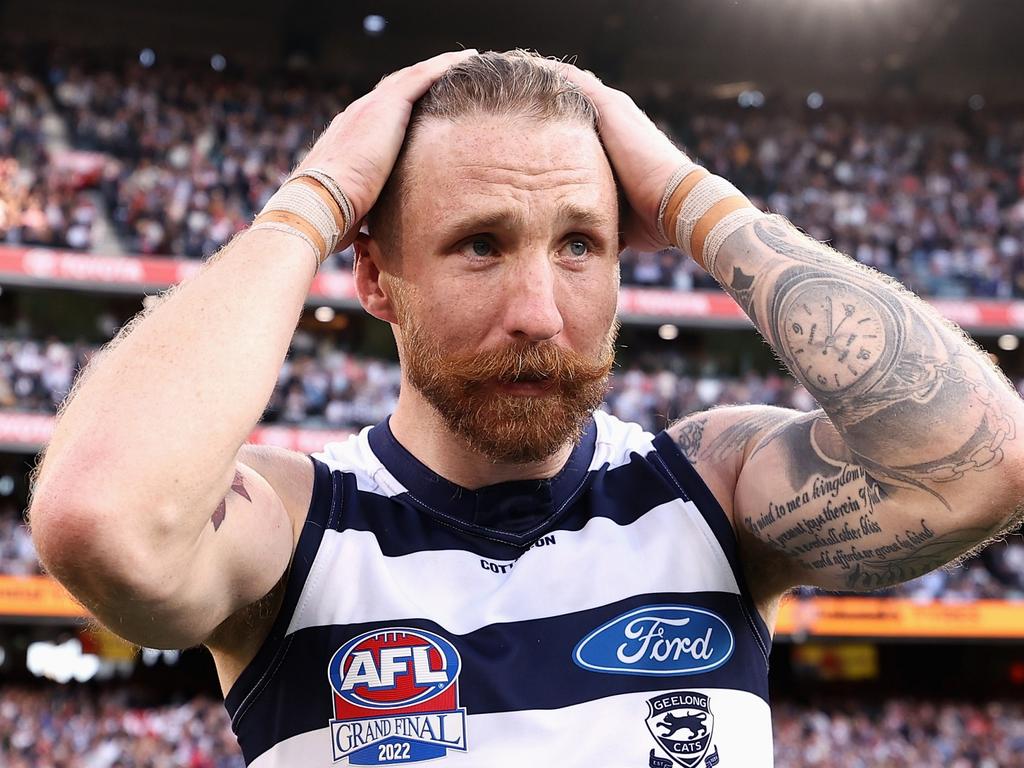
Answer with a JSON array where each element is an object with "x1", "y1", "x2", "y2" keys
[{"x1": 294, "y1": 49, "x2": 477, "y2": 248}]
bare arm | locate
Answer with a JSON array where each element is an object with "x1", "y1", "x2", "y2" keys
[
  {"x1": 717, "y1": 217, "x2": 1024, "y2": 591},
  {"x1": 27, "y1": 51, "x2": 476, "y2": 648},
  {"x1": 28, "y1": 229, "x2": 315, "y2": 648}
]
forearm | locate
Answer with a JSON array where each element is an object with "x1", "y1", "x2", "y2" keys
[
  {"x1": 714, "y1": 214, "x2": 1024, "y2": 520},
  {"x1": 32, "y1": 228, "x2": 315, "y2": 536}
]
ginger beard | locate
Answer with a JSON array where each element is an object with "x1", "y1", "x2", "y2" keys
[{"x1": 390, "y1": 280, "x2": 618, "y2": 464}]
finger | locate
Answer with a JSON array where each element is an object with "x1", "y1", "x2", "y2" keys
[
  {"x1": 412, "y1": 48, "x2": 479, "y2": 79},
  {"x1": 377, "y1": 49, "x2": 478, "y2": 95},
  {"x1": 545, "y1": 59, "x2": 606, "y2": 99}
]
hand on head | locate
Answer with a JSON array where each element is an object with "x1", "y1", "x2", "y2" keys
[
  {"x1": 291, "y1": 49, "x2": 478, "y2": 252},
  {"x1": 284, "y1": 50, "x2": 690, "y2": 258},
  {"x1": 545, "y1": 60, "x2": 693, "y2": 251}
]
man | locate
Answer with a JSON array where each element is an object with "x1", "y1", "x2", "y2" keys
[{"x1": 28, "y1": 50, "x2": 1024, "y2": 767}]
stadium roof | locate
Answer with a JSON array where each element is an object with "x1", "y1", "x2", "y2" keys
[{"x1": 2, "y1": 0, "x2": 1021, "y2": 101}]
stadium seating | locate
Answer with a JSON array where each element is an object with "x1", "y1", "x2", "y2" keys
[
  {"x1": 4, "y1": 58, "x2": 1024, "y2": 298},
  {"x1": 1, "y1": 685, "x2": 1022, "y2": 767}
]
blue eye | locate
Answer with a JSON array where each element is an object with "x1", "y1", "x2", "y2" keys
[
  {"x1": 470, "y1": 239, "x2": 493, "y2": 257},
  {"x1": 567, "y1": 239, "x2": 590, "y2": 257}
]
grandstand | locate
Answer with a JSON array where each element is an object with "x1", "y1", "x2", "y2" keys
[{"x1": 2, "y1": 0, "x2": 1024, "y2": 766}]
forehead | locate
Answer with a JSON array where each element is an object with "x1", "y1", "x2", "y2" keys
[{"x1": 404, "y1": 115, "x2": 617, "y2": 221}]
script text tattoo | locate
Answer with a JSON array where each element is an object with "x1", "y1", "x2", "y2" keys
[{"x1": 718, "y1": 217, "x2": 1023, "y2": 588}]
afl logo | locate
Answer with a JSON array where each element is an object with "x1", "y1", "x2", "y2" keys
[
  {"x1": 328, "y1": 627, "x2": 461, "y2": 709},
  {"x1": 327, "y1": 628, "x2": 467, "y2": 764}
]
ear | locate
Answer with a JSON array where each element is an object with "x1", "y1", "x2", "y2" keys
[{"x1": 354, "y1": 233, "x2": 399, "y2": 325}]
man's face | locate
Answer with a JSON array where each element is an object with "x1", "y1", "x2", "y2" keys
[{"x1": 379, "y1": 115, "x2": 621, "y2": 464}]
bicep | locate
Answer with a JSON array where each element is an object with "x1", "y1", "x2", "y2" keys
[
  {"x1": 734, "y1": 409, "x2": 1004, "y2": 593},
  {"x1": 81, "y1": 447, "x2": 312, "y2": 649}
]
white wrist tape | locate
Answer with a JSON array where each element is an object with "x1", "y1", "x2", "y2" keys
[
  {"x1": 249, "y1": 221, "x2": 322, "y2": 270},
  {"x1": 260, "y1": 182, "x2": 341, "y2": 255},
  {"x1": 674, "y1": 175, "x2": 746, "y2": 259},
  {"x1": 702, "y1": 207, "x2": 766, "y2": 279},
  {"x1": 656, "y1": 159, "x2": 699, "y2": 244},
  {"x1": 291, "y1": 168, "x2": 355, "y2": 239}
]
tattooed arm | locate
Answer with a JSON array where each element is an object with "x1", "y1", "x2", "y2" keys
[
  {"x1": 557, "y1": 64, "x2": 1024, "y2": 599},
  {"x1": 711, "y1": 217, "x2": 1024, "y2": 594}
]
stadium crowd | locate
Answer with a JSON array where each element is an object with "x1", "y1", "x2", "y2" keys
[
  {"x1": 1, "y1": 56, "x2": 1023, "y2": 298},
  {"x1": 0, "y1": 685, "x2": 1022, "y2": 767},
  {"x1": 772, "y1": 698, "x2": 1024, "y2": 767},
  {"x1": 0, "y1": 69, "x2": 99, "y2": 252},
  {"x1": 50, "y1": 62, "x2": 351, "y2": 261},
  {"x1": 0, "y1": 686, "x2": 243, "y2": 768}
]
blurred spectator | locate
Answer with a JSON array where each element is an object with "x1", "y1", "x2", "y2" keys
[
  {"x1": 1, "y1": 686, "x2": 1022, "y2": 767},
  {"x1": 0, "y1": 685, "x2": 243, "y2": 768},
  {"x1": 0, "y1": 71, "x2": 98, "y2": 251},
  {"x1": 773, "y1": 698, "x2": 1024, "y2": 767},
  {"x1": 0, "y1": 503, "x2": 38, "y2": 576}
]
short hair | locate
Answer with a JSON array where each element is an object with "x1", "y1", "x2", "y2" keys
[{"x1": 367, "y1": 50, "x2": 603, "y2": 254}]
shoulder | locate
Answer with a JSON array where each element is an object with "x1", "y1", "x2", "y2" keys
[
  {"x1": 665, "y1": 404, "x2": 802, "y2": 480},
  {"x1": 661, "y1": 405, "x2": 802, "y2": 530},
  {"x1": 203, "y1": 445, "x2": 316, "y2": 674},
  {"x1": 664, "y1": 405, "x2": 805, "y2": 625},
  {"x1": 237, "y1": 444, "x2": 316, "y2": 536}
]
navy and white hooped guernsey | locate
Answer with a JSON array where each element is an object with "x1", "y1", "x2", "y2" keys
[{"x1": 224, "y1": 411, "x2": 774, "y2": 767}]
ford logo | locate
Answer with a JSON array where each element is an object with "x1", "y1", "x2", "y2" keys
[{"x1": 573, "y1": 605, "x2": 734, "y2": 676}]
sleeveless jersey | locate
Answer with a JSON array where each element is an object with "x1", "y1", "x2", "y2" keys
[{"x1": 224, "y1": 411, "x2": 774, "y2": 767}]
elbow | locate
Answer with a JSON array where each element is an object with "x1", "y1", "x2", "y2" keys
[
  {"x1": 29, "y1": 493, "x2": 189, "y2": 618},
  {"x1": 31, "y1": 505, "x2": 207, "y2": 649}
]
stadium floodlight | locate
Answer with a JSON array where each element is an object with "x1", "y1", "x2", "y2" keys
[
  {"x1": 211, "y1": 54, "x2": 227, "y2": 72},
  {"x1": 998, "y1": 334, "x2": 1018, "y2": 351},
  {"x1": 806, "y1": 91, "x2": 824, "y2": 109},
  {"x1": 738, "y1": 90, "x2": 765, "y2": 108},
  {"x1": 658, "y1": 324, "x2": 679, "y2": 341},
  {"x1": 139, "y1": 48, "x2": 156, "y2": 68},
  {"x1": 363, "y1": 14, "x2": 387, "y2": 36}
]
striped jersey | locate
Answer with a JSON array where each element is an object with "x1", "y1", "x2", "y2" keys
[{"x1": 224, "y1": 410, "x2": 774, "y2": 767}]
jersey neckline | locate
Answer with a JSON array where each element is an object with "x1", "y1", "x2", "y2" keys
[{"x1": 366, "y1": 415, "x2": 599, "y2": 545}]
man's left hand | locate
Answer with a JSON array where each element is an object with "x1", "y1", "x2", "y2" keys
[{"x1": 555, "y1": 63, "x2": 691, "y2": 252}]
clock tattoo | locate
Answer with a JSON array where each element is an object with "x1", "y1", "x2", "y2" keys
[{"x1": 773, "y1": 273, "x2": 902, "y2": 398}]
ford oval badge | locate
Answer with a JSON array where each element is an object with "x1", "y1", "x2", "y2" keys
[{"x1": 573, "y1": 605, "x2": 734, "y2": 676}]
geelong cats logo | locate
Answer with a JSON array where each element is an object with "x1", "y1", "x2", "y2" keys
[
  {"x1": 646, "y1": 691, "x2": 720, "y2": 768},
  {"x1": 327, "y1": 628, "x2": 467, "y2": 764}
]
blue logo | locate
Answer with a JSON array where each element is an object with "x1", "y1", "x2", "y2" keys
[
  {"x1": 327, "y1": 628, "x2": 467, "y2": 764},
  {"x1": 572, "y1": 605, "x2": 734, "y2": 676}
]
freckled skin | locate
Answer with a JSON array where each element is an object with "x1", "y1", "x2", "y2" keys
[
  {"x1": 395, "y1": 117, "x2": 620, "y2": 363},
  {"x1": 363, "y1": 116, "x2": 622, "y2": 488}
]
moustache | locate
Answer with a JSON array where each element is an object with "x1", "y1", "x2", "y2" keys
[{"x1": 432, "y1": 341, "x2": 614, "y2": 390}]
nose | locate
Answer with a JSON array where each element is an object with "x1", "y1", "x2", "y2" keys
[{"x1": 502, "y1": 255, "x2": 564, "y2": 343}]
